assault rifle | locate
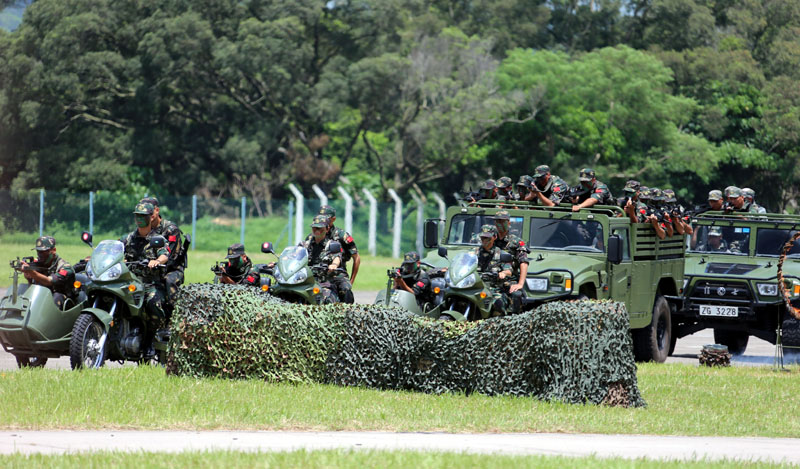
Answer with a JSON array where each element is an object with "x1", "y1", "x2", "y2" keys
[
  {"x1": 10, "y1": 256, "x2": 46, "y2": 273},
  {"x1": 566, "y1": 185, "x2": 590, "y2": 203}
]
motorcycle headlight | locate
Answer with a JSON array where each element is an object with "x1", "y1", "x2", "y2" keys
[
  {"x1": 444, "y1": 270, "x2": 451, "y2": 284},
  {"x1": 273, "y1": 270, "x2": 283, "y2": 281},
  {"x1": 285, "y1": 269, "x2": 308, "y2": 285},
  {"x1": 97, "y1": 264, "x2": 122, "y2": 282},
  {"x1": 526, "y1": 278, "x2": 548, "y2": 292},
  {"x1": 757, "y1": 283, "x2": 778, "y2": 296},
  {"x1": 86, "y1": 262, "x2": 94, "y2": 279},
  {"x1": 454, "y1": 273, "x2": 476, "y2": 289}
]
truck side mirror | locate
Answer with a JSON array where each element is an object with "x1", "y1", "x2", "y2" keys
[
  {"x1": 81, "y1": 231, "x2": 93, "y2": 248},
  {"x1": 499, "y1": 252, "x2": 513, "y2": 263},
  {"x1": 261, "y1": 242, "x2": 274, "y2": 254},
  {"x1": 423, "y1": 219, "x2": 440, "y2": 248},
  {"x1": 608, "y1": 234, "x2": 623, "y2": 264},
  {"x1": 437, "y1": 246, "x2": 448, "y2": 259},
  {"x1": 150, "y1": 235, "x2": 166, "y2": 249}
]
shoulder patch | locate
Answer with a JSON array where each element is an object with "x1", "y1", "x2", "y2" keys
[
  {"x1": 246, "y1": 275, "x2": 255, "y2": 283},
  {"x1": 59, "y1": 269, "x2": 68, "y2": 276},
  {"x1": 553, "y1": 187, "x2": 560, "y2": 192},
  {"x1": 416, "y1": 281, "x2": 425, "y2": 288},
  {"x1": 519, "y1": 241, "x2": 525, "y2": 246},
  {"x1": 168, "y1": 235, "x2": 177, "y2": 242},
  {"x1": 595, "y1": 189, "x2": 604, "y2": 193}
]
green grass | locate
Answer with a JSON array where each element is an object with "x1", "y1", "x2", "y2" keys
[
  {"x1": 0, "y1": 243, "x2": 396, "y2": 290},
  {"x1": 0, "y1": 450, "x2": 785, "y2": 469},
  {"x1": 1, "y1": 364, "x2": 799, "y2": 437}
]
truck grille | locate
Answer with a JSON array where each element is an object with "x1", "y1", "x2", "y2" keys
[{"x1": 690, "y1": 280, "x2": 752, "y2": 301}]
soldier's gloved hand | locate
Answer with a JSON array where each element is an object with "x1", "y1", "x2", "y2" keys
[{"x1": 148, "y1": 259, "x2": 161, "y2": 269}]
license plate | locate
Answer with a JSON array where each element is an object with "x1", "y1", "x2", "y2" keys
[{"x1": 699, "y1": 305, "x2": 738, "y2": 317}]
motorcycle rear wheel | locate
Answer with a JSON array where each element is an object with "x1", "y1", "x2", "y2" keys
[{"x1": 69, "y1": 313, "x2": 107, "y2": 370}]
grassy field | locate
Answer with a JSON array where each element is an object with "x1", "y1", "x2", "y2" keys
[
  {"x1": 1, "y1": 364, "x2": 798, "y2": 437},
  {"x1": 0, "y1": 450, "x2": 785, "y2": 469},
  {"x1": 0, "y1": 243, "x2": 396, "y2": 291}
]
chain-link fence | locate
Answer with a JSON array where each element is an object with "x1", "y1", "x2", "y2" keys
[{"x1": 0, "y1": 189, "x2": 445, "y2": 258}]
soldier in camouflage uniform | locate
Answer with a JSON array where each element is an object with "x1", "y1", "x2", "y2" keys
[
  {"x1": 515, "y1": 175, "x2": 535, "y2": 202},
  {"x1": 639, "y1": 188, "x2": 667, "y2": 240},
  {"x1": 496, "y1": 177, "x2": 516, "y2": 201},
  {"x1": 122, "y1": 202, "x2": 170, "y2": 358},
  {"x1": 492, "y1": 210, "x2": 528, "y2": 306},
  {"x1": 19, "y1": 236, "x2": 78, "y2": 309},
  {"x1": 663, "y1": 189, "x2": 693, "y2": 235},
  {"x1": 479, "y1": 179, "x2": 499, "y2": 200},
  {"x1": 140, "y1": 197, "x2": 185, "y2": 311},
  {"x1": 571, "y1": 168, "x2": 613, "y2": 211},
  {"x1": 219, "y1": 243, "x2": 258, "y2": 286},
  {"x1": 475, "y1": 225, "x2": 514, "y2": 316},
  {"x1": 724, "y1": 186, "x2": 747, "y2": 213},
  {"x1": 392, "y1": 251, "x2": 437, "y2": 310},
  {"x1": 620, "y1": 180, "x2": 647, "y2": 223},
  {"x1": 694, "y1": 189, "x2": 724, "y2": 215},
  {"x1": 697, "y1": 227, "x2": 731, "y2": 253},
  {"x1": 318, "y1": 205, "x2": 357, "y2": 303},
  {"x1": 741, "y1": 188, "x2": 766, "y2": 214},
  {"x1": 303, "y1": 214, "x2": 345, "y2": 302},
  {"x1": 531, "y1": 165, "x2": 570, "y2": 207}
]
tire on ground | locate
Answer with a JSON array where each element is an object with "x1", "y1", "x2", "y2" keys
[
  {"x1": 632, "y1": 295, "x2": 671, "y2": 363},
  {"x1": 713, "y1": 328, "x2": 749, "y2": 355}
]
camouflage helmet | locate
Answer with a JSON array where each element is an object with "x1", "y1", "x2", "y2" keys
[
  {"x1": 34, "y1": 235, "x2": 56, "y2": 251},
  {"x1": 481, "y1": 179, "x2": 497, "y2": 191},
  {"x1": 311, "y1": 214, "x2": 329, "y2": 228},
  {"x1": 623, "y1": 180, "x2": 641, "y2": 193},
  {"x1": 638, "y1": 186, "x2": 652, "y2": 201},
  {"x1": 497, "y1": 176, "x2": 513, "y2": 189},
  {"x1": 708, "y1": 190, "x2": 723, "y2": 201},
  {"x1": 133, "y1": 202, "x2": 155, "y2": 215},
  {"x1": 319, "y1": 205, "x2": 336, "y2": 217},
  {"x1": 742, "y1": 188, "x2": 755, "y2": 201},
  {"x1": 493, "y1": 210, "x2": 511, "y2": 221},
  {"x1": 578, "y1": 168, "x2": 595, "y2": 182},
  {"x1": 708, "y1": 226, "x2": 723, "y2": 237},
  {"x1": 139, "y1": 196, "x2": 159, "y2": 207},
  {"x1": 226, "y1": 243, "x2": 246, "y2": 259},
  {"x1": 516, "y1": 175, "x2": 533, "y2": 188},
  {"x1": 478, "y1": 224, "x2": 498, "y2": 238},
  {"x1": 402, "y1": 251, "x2": 420, "y2": 264},
  {"x1": 724, "y1": 186, "x2": 742, "y2": 198},
  {"x1": 533, "y1": 165, "x2": 551, "y2": 179},
  {"x1": 662, "y1": 189, "x2": 677, "y2": 203}
]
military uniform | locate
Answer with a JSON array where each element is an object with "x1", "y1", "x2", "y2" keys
[
  {"x1": 319, "y1": 206, "x2": 356, "y2": 303},
  {"x1": 575, "y1": 167, "x2": 613, "y2": 205},
  {"x1": 399, "y1": 251, "x2": 436, "y2": 309},
  {"x1": 742, "y1": 188, "x2": 767, "y2": 214},
  {"x1": 532, "y1": 165, "x2": 570, "y2": 205},
  {"x1": 475, "y1": 225, "x2": 514, "y2": 315},
  {"x1": 493, "y1": 211, "x2": 529, "y2": 279},
  {"x1": 123, "y1": 203, "x2": 170, "y2": 328},
  {"x1": 618, "y1": 180, "x2": 648, "y2": 222},
  {"x1": 29, "y1": 236, "x2": 77, "y2": 309},
  {"x1": 496, "y1": 176, "x2": 516, "y2": 201},
  {"x1": 151, "y1": 216, "x2": 184, "y2": 308},
  {"x1": 304, "y1": 215, "x2": 345, "y2": 302},
  {"x1": 697, "y1": 227, "x2": 732, "y2": 253},
  {"x1": 221, "y1": 243, "x2": 258, "y2": 285},
  {"x1": 693, "y1": 190, "x2": 723, "y2": 215}
]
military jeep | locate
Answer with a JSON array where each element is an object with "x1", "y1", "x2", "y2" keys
[
  {"x1": 677, "y1": 211, "x2": 800, "y2": 354},
  {"x1": 423, "y1": 200, "x2": 685, "y2": 362}
]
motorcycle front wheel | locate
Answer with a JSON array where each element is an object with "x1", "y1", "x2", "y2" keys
[{"x1": 69, "y1": 313, "x2": 107, "y2": 370}]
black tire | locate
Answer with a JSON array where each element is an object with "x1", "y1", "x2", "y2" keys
[
  {"x1": 632, "y1": 295, "x2": 672, "y2": 363},
  {"x1": 668, "y1": 333, "x2": 677, "y2": 357},
  {"x1": 713, "y1": 329, "x2": 749, "y2": 355},
  {"x1": 69, "y1": 313, "x2": 107, "y2": 370},
  {"x1": 781, "y1": 317, "x2": 800, "y2": 355},
  {"x1": 15, "y1": 355, "x2": 48, "y2": 368}
]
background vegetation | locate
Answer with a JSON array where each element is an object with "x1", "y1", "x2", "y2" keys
[{"x1": 1, "y1": 0, "x2": 799, "y2": 211}]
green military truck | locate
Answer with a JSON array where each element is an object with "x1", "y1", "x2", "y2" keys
[
  {"x1": 422, "y1": 200, "x2": 685, "y2": 362},
  {"x1": 677, "y1": 211, "x2": 800, "y2": 354}
]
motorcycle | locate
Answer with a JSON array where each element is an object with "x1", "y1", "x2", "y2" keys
[
  {"x1": 69, "y1": 232, "x2": 176, "y2": 369},
  {"x1": 430, "y1": 247, "x2": 513, "y2": 321},
  {"x1": 0, "y1": 236, "x2": 91, "y2": 368},
  {"x1": 374, "y1": 265, "x2": 447, "y2": 315},
  {"x1": 263, "y1": 242, "x2": 342, "y2": 304},
  {"x1": 210, "y1": 242, "x2": 276, "y2": 292}
]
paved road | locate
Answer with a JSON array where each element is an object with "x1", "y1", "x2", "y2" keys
[
  {"x1": 1, "y1": 288, "x2": 795, "y2": 370},
  {"x1": 2, "y1": 430, "x2": 799, "y2": 462}
]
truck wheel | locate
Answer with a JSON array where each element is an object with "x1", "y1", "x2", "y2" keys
[
  {"x1": 69, "y1": 313, "x2": 107, "y2": 370},
  {"x1": 781, "y1": 317, "x2": 800, "y2": 354},
  {"x1": 713, "y1": 329, "x2": 749, "y2": 355},
  {"x1": 15, "y1": 355, "x2": 48, "y2": 368},
  {"x1": 633, "y1": 295, "x2": 672, "y2": 363}
]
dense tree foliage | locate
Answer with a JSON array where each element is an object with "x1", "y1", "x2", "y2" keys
[{"x1": 1, "y1": 0, "x2": 799, "y2": 210}]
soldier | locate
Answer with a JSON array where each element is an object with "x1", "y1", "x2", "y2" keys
[
  {"x1": 392, "y1": 251, "x2": 437, "y2": 310},
  {"x1": 318, "y1": 205, "x2": 358, "y2": 303},
  {"x1": 531, "y1": 165, "x2": 570, "y2": 207},
  {"x1": 18, "y1": 236, "x2": 77, "y2": 309},
  {"x1": 303, "y1": 214, "x2": 345, "y2": 302},
  {"x1": 697, "y1": 227, "x2": 729, "y2": 252},
  {"x1": 496, "y1": 177, "x2": 516, "y2": 201},
  {"x1": 139, "y1": 197, "x2": 185, "y2": 311},
  {"x1": 649, "y1": 188, "x2": 675, "y2": 237},
  {"x1": 479, "y1": 179, "x2": 499, "y2": 200},
  {"x1": 474, "y1": 224, "x2": 514, "y2": 316},
  {"x1": 639, "y1": 188, "x2": 667, "y2": 240},
  {"x1": 694, "y1": 189, "x2": 724, "y2": 215},
  {"x1": 663, "y1": 189, "x2": 693, "y2": 235},
  {"x1": 571, "y1": 168, "x2": 613, "y2": 211},
  {"x1": 724, "y1": 186, "x2": 746, "y2": 212},
  {"x1": 515, "y1": 175, "x2": 535, "y2": 202},
  {"x1": 218, "y1": 243, "x2": 258, "y2": 286},
  {"x1": 122, "y1": 202, "x2": 170, "y2": 358},
  {"x1": 620, "y1": 180, "x2": 647, "y2": 223},
  {"x1": 741, "y1": 188, "x2": 766, "y2": 214},
  {"x1": 493, "y1": 211, "x2": 529, "y2": 300}
]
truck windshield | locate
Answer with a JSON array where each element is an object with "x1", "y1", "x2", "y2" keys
[
  {"x1": 755, "y1": 228, "x2": 800, "y2": 257},
  {"x1": 529, "y1": 218, "x2": 604, "y2": 252},
  {"x1": 447, "y1": 214, "x2": 523, "y2": 245},
  {"x1": 688, "y1": 225, "x2": 750, "y2": 255}
]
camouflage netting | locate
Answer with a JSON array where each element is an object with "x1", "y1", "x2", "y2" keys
[{"x1": 167, "y1": 284, "x2": 645, "y2": 407}]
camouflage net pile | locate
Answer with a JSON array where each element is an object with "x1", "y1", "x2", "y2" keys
[
  {"x1": 698, "y1": 344, "x2": 731, "y2": 367},
  {"x1": 167, "y1": 284, "x2": 645, "y2": 407}
]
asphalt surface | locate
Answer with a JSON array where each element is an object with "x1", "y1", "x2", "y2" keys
[{"x1": 0, "y1": 431, "x2": 798, "y2": 462}]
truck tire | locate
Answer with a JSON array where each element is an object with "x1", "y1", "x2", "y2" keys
[
  {"x1": 15, "y1": 355, "x2": 48, "y2": 368},
  {"x1": 713, "y1": 329, "x2": 749, "y2": 355},
  {"x1": 633, "y1": 295, "x2": 672, "y2": 363},
  {"x1": 69, "y1": 313, "x2": 107, "y2": 370},
  {"x1": 781, "y1": 317, "x2": 800, "y2": 355}
]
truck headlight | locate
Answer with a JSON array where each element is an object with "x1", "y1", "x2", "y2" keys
[
  {"x1": 455, "y1": 273, "x2": 476, "y2": 289},
  {"x1": 526, "y1": 278, "x2": 549, "y2": 292},
  {"x1": 757, "y1": 283, "x2": 778, "y2": 296}
]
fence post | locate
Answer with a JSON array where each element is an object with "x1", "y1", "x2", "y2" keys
[
  {"x1": 387, "y1": 189, "x2": 402, "y2": 259},
  {"x1": 89, "y1": 191, "x2": 94, "y2": 234},
  {"x1": 312, "y1": 184, "x2": 328, "y2": 207},
  {"x1": 336, "y1": 186, "x2": 353, "y2": 235},
  {"x1": 287, "y1": 200, "x2": 294, "y2": 249},
  {"x1": 288, "y1": 184, "x2": 304, "y2": 245},
  {"x1": 362, "y1": 189, "x2": 377, "y2": 256},
  {"x1": 191, "y1": 195, "x2": 197, "y2": 251},
  {"x1": 411, "y1": 192, "x2": 424, "y2": 254},
  {"x1": 240, "y1": 197, "x2": 246, "y2": 245},
  {"x1": 39, "y1": 189, "x2": 44, "y2": 237},
  {"x1": 431, "y1": 192, "x2": 446, "y2": 221}
]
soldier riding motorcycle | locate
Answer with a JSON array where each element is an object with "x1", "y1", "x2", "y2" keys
[
  {"x1": 263, "y1": 241, "x2": 343, "y2": 305},
  {"x1": 375, "y1": 251, "x2": 446, "y2": 314}
]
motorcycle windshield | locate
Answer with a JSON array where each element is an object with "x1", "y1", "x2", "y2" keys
[
  {"x1": 90, "y1": 240, "x2": 124, "y2": 276},
  {"x1": 450, "y1": 252, "x2": 478, "y2": 284},
  {"x1": 278, "y1": 246, "x2": 308, "y2": 279}
]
